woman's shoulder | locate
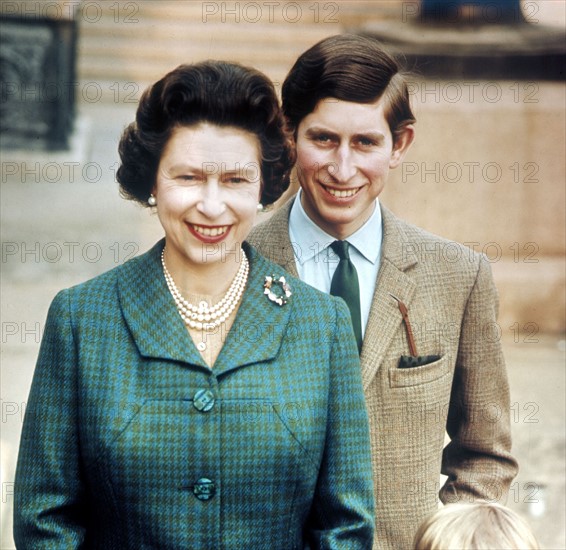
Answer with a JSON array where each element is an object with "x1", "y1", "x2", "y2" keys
[{"x1": 55, "y1": 241, "x2": 162, "y2": 303}]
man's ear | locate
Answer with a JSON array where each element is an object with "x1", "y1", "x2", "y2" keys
[{"x1": 389, "y1": 125, "x2": 415, "y2": 169}]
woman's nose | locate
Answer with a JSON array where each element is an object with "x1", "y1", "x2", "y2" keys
[{"x1": 196, "y1": 181, "x2": 226, "y2": 218}]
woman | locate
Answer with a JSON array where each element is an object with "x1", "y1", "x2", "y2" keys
[{"x1": 14, "y1": 61, "x2": 375, "y2": 549}]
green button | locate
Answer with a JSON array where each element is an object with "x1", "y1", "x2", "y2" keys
[
  {"x1": 193, "y1": 478, "x2": 215, "y2": 501},
  {"x1": 193, "y1": 389, "x2": 215, "y2": 412}
]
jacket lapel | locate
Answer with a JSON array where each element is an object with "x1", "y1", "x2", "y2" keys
[
  {"x1": 213, "y1": 245, "x2": 292, "y2": 376},
  {"x1": 117, "y1": 240, "x2": 207, "y2": 368},
  {"x1": 360, "y1": 206, "x2": 418, "y2": 389},
  {"x1": 117, "y1": 240, "x2": 292, "y2": 374}
]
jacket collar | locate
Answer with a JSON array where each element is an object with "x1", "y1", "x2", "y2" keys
[
  {"x1": 258, "y1": 197, "x2": 420, "y2": 272},
  {"x1": 117, "y1": 240, "x2": 292, "y2": 375}
]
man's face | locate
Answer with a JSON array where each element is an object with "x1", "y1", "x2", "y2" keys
[{"x1": 295, "y1": 97, "x2": 413, "y2": 240}]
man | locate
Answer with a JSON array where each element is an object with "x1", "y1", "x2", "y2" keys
[{"x1": 249, "y1": 34, "x2": 518, "y2": 550}]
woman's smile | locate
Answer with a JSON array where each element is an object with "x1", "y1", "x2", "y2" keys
[{"x1": 187, "y1": 222, "x2": 231, "y2": 242}]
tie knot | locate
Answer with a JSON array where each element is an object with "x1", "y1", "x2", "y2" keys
[{"x1": 331, "y1": 240, "x2": 350, "y2": 260}]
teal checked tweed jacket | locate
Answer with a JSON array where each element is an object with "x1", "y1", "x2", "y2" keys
[{"x1": 14, "y1": 240, "x2": 375, "y2": 549}]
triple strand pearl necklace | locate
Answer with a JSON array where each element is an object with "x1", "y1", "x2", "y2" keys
[{"x1": 161, "y1": 248, "x2": 249, "y2": 330}]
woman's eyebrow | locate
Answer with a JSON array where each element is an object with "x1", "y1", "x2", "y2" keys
[{"x1": 167, "y1": 162, "x2": 201, "y2": 173}]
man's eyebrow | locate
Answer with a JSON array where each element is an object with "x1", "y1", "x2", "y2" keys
[
  {"x1": 303, "y1": 127, "x2": 386, "y2": 140},
  {"x1": 354, "y1": 130, "x2": 385, "y2": 138},
  {"x1": 303, "y1": 126, "x2": 338, "y2": 135},
  {"x1": 352, "y1": 131, "x2": 386, "y2": 141}
]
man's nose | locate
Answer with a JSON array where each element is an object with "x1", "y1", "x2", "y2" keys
[{"x1": 329, "y1": 145, "x2": 357, "y2": 182}]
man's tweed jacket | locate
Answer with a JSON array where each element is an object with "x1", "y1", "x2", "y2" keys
[
  {"x1": 248, "y1": 200, "x2": 518, "y2": 550},
  {"x1": 14, "y1": 240, "x2": 375, "y2": 549}
]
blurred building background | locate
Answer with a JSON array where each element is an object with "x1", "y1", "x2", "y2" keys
[{"x1": 1, "y1": 1, "x2": 564, "y2": 548}]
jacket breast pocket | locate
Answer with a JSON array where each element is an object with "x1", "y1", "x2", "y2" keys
[{"x1": 389, "y1": 354, "x2": 451, "y2": 388}]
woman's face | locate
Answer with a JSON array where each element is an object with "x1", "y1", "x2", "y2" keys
[{"x1": 154, "y1": 123, "x2": 261, "y2": 270}]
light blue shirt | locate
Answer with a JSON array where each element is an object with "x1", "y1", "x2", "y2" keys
[{"x1": 288, "y1": 191, "x2": 382, "y2": 337}]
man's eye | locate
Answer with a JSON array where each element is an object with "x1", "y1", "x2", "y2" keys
[
  {"x1": 179, "y1": 175, "x2": 197, "y2": 181},
  {"x1": 228, "y1": 176, "x2": 246, "y2": 184},
  {"x1": 314, "y1": 134, "x2": 333, "y2": 143},
  {"x1": 357, "y1": 137, "x2": 377, "y2": 147}
]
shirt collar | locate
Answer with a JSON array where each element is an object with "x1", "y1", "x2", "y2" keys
[{"x1": 289, "y1": 189, "x2": 382, "y2": 265}]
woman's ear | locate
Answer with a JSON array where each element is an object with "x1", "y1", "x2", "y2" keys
[
  {"x1": 389, "y1": 125, "x2": 415, "y2": 169},
  {"x1": 289, "y1": 131, "x2": 296, "y2": 148}
]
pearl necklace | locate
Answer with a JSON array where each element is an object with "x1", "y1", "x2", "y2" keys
[{"x1": 161, "y1": 248, "x2": 249, "y2": 330}]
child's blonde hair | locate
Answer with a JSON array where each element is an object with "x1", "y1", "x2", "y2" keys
[{"x1": 413, "y1": 502, "x2": 540, "y2": 549}]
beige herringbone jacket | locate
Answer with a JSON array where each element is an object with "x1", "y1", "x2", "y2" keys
[{"x1": 248, "y1": 200, "x2": 518, "y2": 550}]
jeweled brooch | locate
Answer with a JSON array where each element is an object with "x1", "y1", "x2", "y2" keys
[{"x1": 264, "y1": 275, "x2": 292, "y2": 306}]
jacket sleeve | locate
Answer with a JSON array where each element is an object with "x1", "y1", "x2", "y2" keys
[
  {"x1": 306, "y1": 298, "x2": 375, "y2": 549},
  {"x1": 14, "y1": 289, "x2": 87, "y2": 548},
  {"x1": 441, "y1": 256, "x2": 519, "y2": 504}
]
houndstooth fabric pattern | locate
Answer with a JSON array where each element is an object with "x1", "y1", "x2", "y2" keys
[
  {"x1": 248, "y1": 200, "x2": 519, "y2": 550},
  {"x1": 14, "y1": 240, "x2": 375, "y2": 549}
]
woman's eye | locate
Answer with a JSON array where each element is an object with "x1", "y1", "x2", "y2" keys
[{"x1": 178, "y1": 175, "x2": 200, "y2": 183}]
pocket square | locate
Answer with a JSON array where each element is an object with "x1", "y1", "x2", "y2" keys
[{"x1": 398, "y1": 354, "x2": 441, "y2": 369}]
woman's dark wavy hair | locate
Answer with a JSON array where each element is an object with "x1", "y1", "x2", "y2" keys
[
  {"x1": 282, "y1": 34, "x2": 416, "y2": 144},
  {"x1": 117, "y1": 61, "x2": 294, "y2": 206}
]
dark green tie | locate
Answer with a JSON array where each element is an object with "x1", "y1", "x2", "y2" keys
[{"x1": 330, "y1": 241, "x2": 362, "y2": 353}]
